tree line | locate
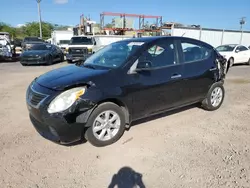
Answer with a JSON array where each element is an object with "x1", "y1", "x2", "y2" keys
[{"x1": 0, "y1": 22, "x2": 70, "y2": 40}]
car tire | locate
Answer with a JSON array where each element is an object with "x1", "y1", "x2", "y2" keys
[
  {"x1": 228, "y1": 57, "x2": 234, "y2": 67},
  {"x1": 60, "y1": 54, "x2": 64, "y2": 62},
  {"x1": 48, "y1": 55, "x2": 53, "y2": 65},
  {"x1": 247, "y1": 58, "x2": 250, "y2": 65},
  {"x1": 201, "y1": 82, "x2": 225, "y2": 111},
  {"x1": 85, "y1": 102, "x2": 126, "y2": 147},
  {"x1": 67, "y1": 60, "x2": 73, "y2": 64}
]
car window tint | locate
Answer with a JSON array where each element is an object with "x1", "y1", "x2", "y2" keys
[
  {"x1": 181, "y1": 42, "x2": 211, "y2": 63},
  {"x1": 139, "y1": 41, "x2": 175, "y2": 68},
  {"x1": 239, "y1": 46, "x2": 248, "y2": 51}
]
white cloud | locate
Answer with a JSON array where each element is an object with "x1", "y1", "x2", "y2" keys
[
  {"x1": 16, "y1": 24, "x2": 25, "y2": 28},
  {"x1": 54, "y1": 0, "x2": 68, "y2": 4}
]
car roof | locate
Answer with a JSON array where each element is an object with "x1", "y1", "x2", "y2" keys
[{"x1": 120, "y1": 36, "x2": 213, "y2": 48}]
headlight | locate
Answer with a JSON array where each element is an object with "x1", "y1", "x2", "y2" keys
[
  {"x1": 88, "y1": 48, "x2": 92, "y2": 54},
  {"x1": 47, "y1": 87, "x2": 86, "y2": 113}
]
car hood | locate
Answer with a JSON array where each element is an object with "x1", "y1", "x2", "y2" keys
[
  {"x1": 35, "y1": 65, "x2": 109, "y2": 90},
  {"x1": 22, "y1": 50, "x2": 49, "y2": 57},
  {"x1": 217, "y1": 51, "x2": 233, "y2": 57}
]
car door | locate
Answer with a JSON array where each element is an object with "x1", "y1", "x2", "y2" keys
[
  {"x1": 239, "y1": 45, "x2": 250, "y2": 62},
  {"x1": 177, "y1": 39, "x2": 216, "y2": 104},
  {"x1": 234, "y1": 45, "x2": 246, "y2": 63},
  {"x1": 126, "y1": 39, "x2": 184, "y2": 119}
]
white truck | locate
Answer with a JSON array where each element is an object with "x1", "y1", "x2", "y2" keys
[
  {"x1": 51, "y1": 30, "x2": 73, "y2": 54},
  {"x1": 65, "y1": 35, "x2": 134, "y2": 63}
]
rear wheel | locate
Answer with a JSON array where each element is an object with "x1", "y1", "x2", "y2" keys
[
  {"x1": 202, "y1": 82, "x2": 225, "y2": 111},
  {"x1": 85, "y1": 102, "x2": 126, "y2": 147},
  {"x1": 228, "y1": 57, "x2": 234, "y2": 67}
]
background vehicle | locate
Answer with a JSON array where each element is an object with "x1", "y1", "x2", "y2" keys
[
  {"x1": 65, "y1": 36, "x2": 95, "y2": 63},
  {"x1": 20, "y1": 43, "x2": 64, "y2": 66},
  {"x1": 66, "y1": 35, "x2": 134, "y2": 63},
  {"x1": 216, "y1": 44, "x2": 250, "y2": 67},
  {"x1": 0, "y1": 32, "x2": 12, "y2": 60},
  {"x1": 26, "y1": 36, "x2": 226, "y2": 147},
  {"x1": 11, "y1": 39, "x2": 23, "y2": 57},
  {"x1": 58, "y1": 40, "x2": 70, "y2": 54},
  {"x1": 21, "y1": 37, "x2": 44, "y2": 51}
]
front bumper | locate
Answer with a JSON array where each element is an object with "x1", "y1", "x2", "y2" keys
[
  {"x1": 20, "y1": 58, "x2": 47, "y2": 65},
  {"x1": 26, "y1": 82, "x2": 94, "y2": 144}
]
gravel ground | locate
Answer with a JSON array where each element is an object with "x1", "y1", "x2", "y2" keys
[{"x1": 0, "y1": 61, "x2": 250, "y2": 188}]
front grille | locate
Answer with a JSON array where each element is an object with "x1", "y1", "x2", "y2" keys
[
  {"x1": 27, "y1": 86, "x2": 48, "y2": 106},
  {"x1": 68, "y1": 47, "x2": 88, "y2": 55}
]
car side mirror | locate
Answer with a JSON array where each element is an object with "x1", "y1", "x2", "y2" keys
[
  {"x1": 94, "y1": 41, "x2": 97, "y2": 45},
  {"x1": 135, "y1": 61, "x2": 153, "y2": 71},
  {"x1": 235, "y1": 49, "x2": 240, "y2": 53}
]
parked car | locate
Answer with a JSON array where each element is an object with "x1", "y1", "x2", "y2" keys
[
  {"x1": 21, "y1": 37, "x2": 44, "y2": 51},
  {"x1": 216, "y1": 44, "x2": 250, "y2": 67},
  {"x1": 26, "y1": 36, "x2": 226, "y2": 147},
  {"x1": 20, "y1": 43, "x2": 64, "y2": 66}
]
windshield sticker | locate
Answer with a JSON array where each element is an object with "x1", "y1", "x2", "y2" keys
[{"x1": 128, "y1": 42, "x2": 144, "y2": 46}]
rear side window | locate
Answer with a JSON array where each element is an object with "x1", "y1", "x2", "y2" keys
[
  {"x1": 181, "y1": 42, "x2": 212, "y2": 63},
  {"x1": 239, "y1": 46, "x2": 248, "y2": 51},
  {"x1": 139, "y1": 41, "x2": 176, "y2": 68}
]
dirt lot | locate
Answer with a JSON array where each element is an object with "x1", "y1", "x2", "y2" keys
[{"x1": 0, "y1": 61, "x2": 250, "y2": 188}]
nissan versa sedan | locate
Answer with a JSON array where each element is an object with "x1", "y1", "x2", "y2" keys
[
  {"x1": 26, "y1": 36, "x2": 226, "y2": 147},
  {"x1": 20, "y1": 43, "x2": 64, "y2": 66}
]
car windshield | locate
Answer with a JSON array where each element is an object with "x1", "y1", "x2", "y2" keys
[
  {"x1": 216, "y1": 45, "x2": 236, "y2": 52},
  {"x1": 70, "y1": 37, "x2": 93, "y2": 45},
  {"x1": 82, "y1": 41, "x2": 144, "y2": 69},
  {"x1": 30, "y1": 44, "x2": 52, "y2": 51}
]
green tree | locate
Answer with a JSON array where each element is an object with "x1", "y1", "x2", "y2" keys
[
  {"x1": 0, "y1": 22, "x2": 17, "y2": 39},
  {"x1": 24, "y1": 21, "x2": 54, "y2": 39}
]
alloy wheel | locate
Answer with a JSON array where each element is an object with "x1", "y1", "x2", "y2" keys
[
  {"x1": 210, "y1": 87, "x2": 223, "y2": 107},
  {"x1": 92, "y1": 110, "x2": 121, "y2": 141}
]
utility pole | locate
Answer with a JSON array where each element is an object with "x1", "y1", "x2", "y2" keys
[
  {"x1": 240, "y1": 17, "x2": 246, "y2": 31},
  {"x1": 239, "y1": 17, "x2": 246, "y2": 44},
  {"x1": 36, "y1": 0, "x2": 43, "y2": 38}
]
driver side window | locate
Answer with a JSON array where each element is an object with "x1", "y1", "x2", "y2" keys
[{"x1": 138, "y1": 41, "x2": 175, "y2": 68}]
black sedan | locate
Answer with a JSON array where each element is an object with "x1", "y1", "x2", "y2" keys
[
  {"x1": 26, "y1": 36, "x2": 226, "y2": 147},
  {"x1": 20, "y1": 43, "x2": 64, "y2": 66}
]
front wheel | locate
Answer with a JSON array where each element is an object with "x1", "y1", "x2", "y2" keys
[
  {"x1": 47, "y1": 55, "x2": 53, "y2": 65},
  {"x1": 85, "y1": 102, "x2": 126, "y2": 147},
  {"x1": 201, "y1": 82, "x2": 225, "y2": 111},
  {"x1": 247, "y1": 58, "x2": 250, "y2": 65}
]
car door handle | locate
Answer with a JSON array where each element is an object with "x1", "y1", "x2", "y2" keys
[
  {"x1": 209, "y1": 67, "x2": 217, "y2": 71},
  {"x1": 171, "y1": 74, "x2": 182, "y2": 79}
]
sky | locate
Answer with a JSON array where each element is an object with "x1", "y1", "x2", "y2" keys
[{"x1": 0, "y1": 0, "x2": 249, "y2": 31}]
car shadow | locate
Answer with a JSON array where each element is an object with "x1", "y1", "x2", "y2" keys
[
  {"x1": 232, "y1": 63, "x2": 249, "y2": 67},
  {"x1": 107, "y1": 166, "x2": 146, "y2": 188},
  {"x1": 131, "y1": 103, "x2": 200, "y2": 127}
]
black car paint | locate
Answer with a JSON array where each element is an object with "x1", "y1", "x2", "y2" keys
[
  {"x1": 20, "y1": 44, "x2": 63, "y2": 65},
  {"x1": 26, "y1": 36, "x2": 225, "y2": 144}
]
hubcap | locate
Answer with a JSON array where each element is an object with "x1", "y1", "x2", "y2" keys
[
  {"x1": 92, "y1": 110, "x2": 121, "y2": 141},
  {"x1": 210, "y1": 87, "x2": 223, "y2": 107}
]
